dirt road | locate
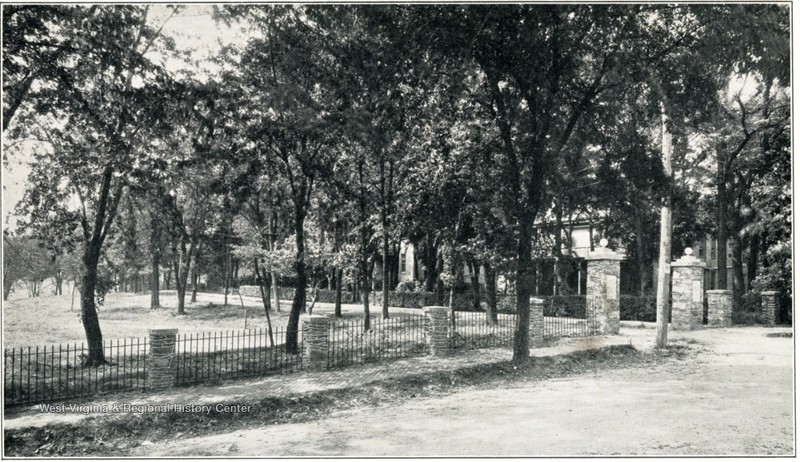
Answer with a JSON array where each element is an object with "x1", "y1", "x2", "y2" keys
[{"x1": 130, "y1": 326, "x2": 793, "y2": 456}]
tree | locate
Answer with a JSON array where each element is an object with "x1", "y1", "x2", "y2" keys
[
  {"x1": 11, "y1": 6, "x2": 180, "y2": 365},
  {"x1": 237, "y1": 7, "x2": 344, "y2": 352},
  {"x1": 407, "y1": 5, "x2": 646, "y2": 363}
]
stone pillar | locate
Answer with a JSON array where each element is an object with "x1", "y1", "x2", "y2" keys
[
  {"x1": 529, "y1": 297, "x2": 545, "y2": 348},
  {"x1": 585, "y1": 240, "x2": 623, "y2": 335},
  {"x1": 147, "y1": 328, "x2": 178, "y2": 389},
  {"x1": 302, "y1": 315, "x2": 330, "y2": 371},
  {"x1": 670, "y1": 248, "x2": 705, "y2": 330},
  {"x1": 761, "y1": 291, "x2": 779, "y2": 326},
  {"x1": 707, "y1": 290, "x2": 733, "y2": 327},
  {"x1": 423, "y1": 306, "x2": 451, "y2": 356}
]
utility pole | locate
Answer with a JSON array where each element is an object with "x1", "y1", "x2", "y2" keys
[{"x1": 655, "y1": 99, "x2": 673, "y2": 348}]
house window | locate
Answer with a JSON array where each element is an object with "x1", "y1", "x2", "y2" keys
[{"x1": 401, "y1": 252, "x2": 407, "y2": 273}]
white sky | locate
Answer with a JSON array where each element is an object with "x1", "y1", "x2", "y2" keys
[{"x1": 2, "y1": 5, "x2": 247, "y2": 232}]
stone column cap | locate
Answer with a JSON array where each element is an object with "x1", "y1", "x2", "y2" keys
[
  {"x1": 585, "y1": 246, "x2": 624, "y2": 261},
  {"x1": 423, "y1": 306, "x2": 450, "y2": 313},
  {"x1": 670, "y1": 254, "x2": 706, "y2": 267},
  {"x1": 760, "y1": 290, "x2": 780, "y2": 295},
  {"x1": 148, "y1": 328, "x2": 178, "y2": 335},
  {"x1": 706, "y1": 289, "x2": 732, "y2": 295},
  {"x1": 302, "y1": 314, "x2": 330, "y2": 322},
  {"x1": 529, "y1": 297, "x2": 545, "y2": 304}
]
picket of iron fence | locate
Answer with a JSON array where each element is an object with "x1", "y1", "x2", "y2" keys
[
  {"x1": 174, "y1": 327, "x2": 304, "y2": 386},
  {"x1": 543, "y1": 296, "x2": 597, "y2": 338},
  {"x1": 4, "y1": 338, "x2": 149, "y2": 406},
  {"x1": 450, "y1": 310, "x2": 518, "y2": 350},
  {"x1": 328, "y1": 315, "x2": 428, "y2": 368}
]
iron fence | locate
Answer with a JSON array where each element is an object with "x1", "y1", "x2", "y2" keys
[
  {"x1": 4, "y1": 338, "x2": 149, "y2": 406},
  {"x1": 450, "y1": 310, "x2": 517, "y2": 349},
  {"x1": 328, "y1": 315, "x2": 428, "y2": 368},
  {"x1": 175, "y1": 327, "x2": 303, "y2": 385},
  {"x1": 543, "y1": 296, "x2": 597, "y2": 338}
]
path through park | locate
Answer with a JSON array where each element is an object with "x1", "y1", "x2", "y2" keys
[{"x1": 130, "y1": 326, "x2": 793, "y2": 456}]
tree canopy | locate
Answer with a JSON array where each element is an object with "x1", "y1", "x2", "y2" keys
[{"x1": 4, "y1": 4, "x2": 790, "y2": 362}]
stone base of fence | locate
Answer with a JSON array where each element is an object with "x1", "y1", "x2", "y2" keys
[
  {"x1": 147, "y1": 328, "x2": 178, "y2": 389},
  {"x1": 302, "y1": 315, "x2": 330, "y2": 371},
  {"x1": 423, "y1": 306, "x2": 451, "y2": 356},
  {"x1": 761, "y1": 291, "x2": 779, "y2": 326},
  {"x1": 529, "y1": 298, "x2": 544, "y2": 348},
  {"x1": 707, "y1": 290, "x2": 733, "y2": 327}
]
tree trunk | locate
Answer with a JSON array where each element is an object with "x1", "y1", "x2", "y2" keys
[
  {"x1": 358, "y1": 160, "x2": 371, "y2": 331},
  {"x1": 732, "y1": 237, "x2": 745, "y2": 310},
  {"x1": 468, "y1": 259, "x2": 481, "y2": 311},
  {"x1": 54, "y1": 272, "x2": 63, "y2": 295},
  {"x1": 422, "y1": 236, "x2": 437, "y2": 292},
  {"x1": 655, "y1": 100, "x2": 673, "y2": 349},
  {"x1": 716, "y1": 148, "x2": 729, "y2": 290},
  {"x1": 150, "y1": 250, "x2": 160, "y2": 309},
  {"x1": 746, "y1": 234, "x2": 759, "y2": 291},
  {"x1": 379, "y1": 155, "x2": 390, "y2": 320},
  {"x1": 190, "y1": 263, "x2": 198, "y2": 303},
  {"x1": 381, "y1": 232, "x2": 390, "y2": 319},
  {"x1": 224, "y1": 248, "x2": 231, "y2": 306},
  {"x1": 254, "y1": 258, "x2": 274, "y2": 346},
  {"x1": 334, "y1": 267, "x2": 343, "y2": 318},
  {"x1": 512, "y1": 212, "x2": 534, "y2": 365},
  {"x1": 484, "y1": 262, "x2": 498, "y2": 325},
  {"x1": 634, "y1": 211, "x2": 651, "y2": 296},
  {"x1": 553, "y1": 205, "x2": 563, "y2": 295},
  {"x1": 286, "y1": 209, "x2": 307, "y2": 354},
  {"x1": 81, "y1": 247, "x2": 106, "y2": 366},
  {"x1": 176, "y1": 244, "x2": 193, "y2": 315},
  {"x1": 268, "y1": 208, "x2": 281, "y2": 313}
]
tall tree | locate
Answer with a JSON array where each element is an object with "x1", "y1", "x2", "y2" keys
[
  {"x1": 237, "y1": 7, "x2": 343, "y2": 351},
  {"x1": 11, "y1": 6, "x2": 179, "y2": 364}
]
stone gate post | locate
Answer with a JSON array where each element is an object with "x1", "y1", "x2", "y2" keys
[
  {"x1": 760, "y1": 291, "x2": 779, "y2": 326},
  {"x1": 529, "y1": 297, "x2": 545, "y2": 348},
  {"x1": 302, "y1": 315, "x2": 330, "y2": 371},
  {"x1": 670, "y1": 248, "x2": 705, "y2": 330},
  {"x1": 585, "y1": 239, "x2": 623, "y2": 335},
  {"x1": 423, "y1": 306, "x2": 451, "y2": 356},
  {"x1": 147, "y1": 328, "x2": 178, "y2": 389}
]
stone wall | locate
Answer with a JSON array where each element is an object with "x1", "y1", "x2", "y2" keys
[{"x1": 707, "y1": 290, "x2": 733, "y2": 327}]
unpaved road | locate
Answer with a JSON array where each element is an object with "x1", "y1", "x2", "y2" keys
[{"x1": 132, "y1": 327, "x2": 793, "y2": 456}]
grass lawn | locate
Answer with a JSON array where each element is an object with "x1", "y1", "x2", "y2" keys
[{"x1": 2, "y1": 290, "x2": 422, "y2": 349}]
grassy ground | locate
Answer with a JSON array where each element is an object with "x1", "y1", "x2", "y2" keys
[
  {"x1": 2, "y1": 291, "x2": 422, "y2": 349},
  {"x1": 4, "y1": 343, "x2": 697, "y2": 457}
]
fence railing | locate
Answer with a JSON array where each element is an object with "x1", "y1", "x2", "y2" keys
[
  {"x1": 5, "y1": 303, "x2": 611, "y2": 407},
  {"x1": 328, "y1": 315, "x2": 428, "y2": 368},
  {"x1": 4, "y1": 338, "x2": 149, "y2": 406},
  {"x1": 450, "y1": 311, "x2": 518, "y2": 349},
  {"x1": 542, "y1": 296, "x2": 596, "y2": 338},
  {"x1": 175, "y1": 327, "x2": 303, "y2": 386}
]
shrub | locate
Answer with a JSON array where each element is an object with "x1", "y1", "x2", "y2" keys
[
  {"x1": 543, "y1": 295, "x2": 587, "y2": 317},
  {"x1": 619, "y1": 295, "x2": 657, "y2": 322},
  {"x1": 395, "y1": 280, "x2": 417, "y2": 292}
]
